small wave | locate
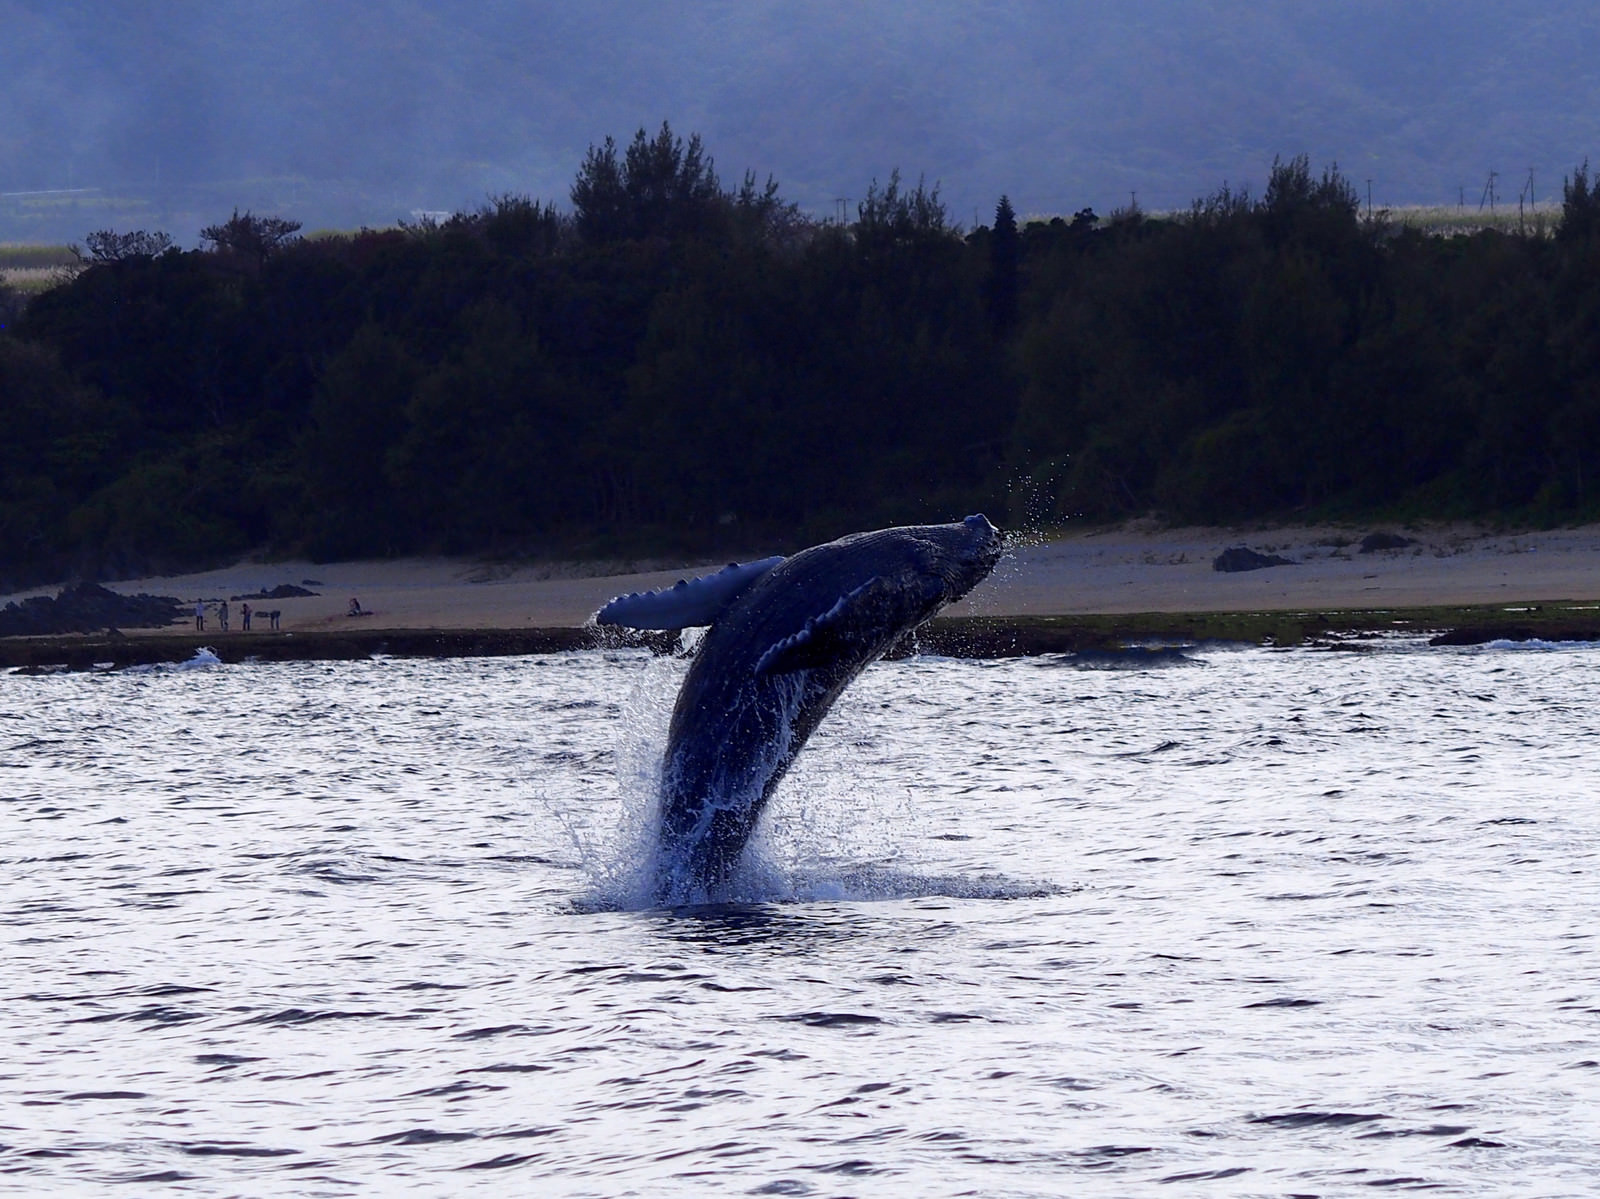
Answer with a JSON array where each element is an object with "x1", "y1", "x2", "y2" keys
[
  {"x1": 194, "y1": 1054, "x2": 263, "y2": 1069},
  {"x1": 64, "y1": 1090, "x2": 148, "y2": 1100},
  {"x1": 117, "y1": 1171, "x2": 195, "y2": 1185},
  {"x1": 1477, "y1": 638, "x2": 1600, "y2": 652},
  {"x1": 1357, "y1": 1123, "x2": 1471, "y2": 1139},
  {"x1": 288, "y1": 856, "x2": 383, "y2": 885},
  {"x1": 123, "y1": 647, "x2": 223, "y2": 674},
  {"x1": 1162, "y1": 1166, "x2": 1252, "y2": 1183},
  {"x1": 1070, "y1": 646, "x2": 1206, "y2": 670},
  {"x1": 7, "y1": 737, "x2": 67, "y2": 751},
  {"x1": 458, "y1": 1152, "x2": 541, "y2": 1170},
  {"x1": 239, "y1": 1007, "x2": 387, "y2": 1026},
  {"x1": 576, "y1": 862, "x2": 1062, "y2": 913},
  {"x1": 769, "y1": 1011, "x2": 884, "y2": 1027},
  {"x1": 367, "y1": 1129, "x2": 478, "y2": 1146},
  {"x1": 1249, "y1": 1110, "x2": 1390, "y2": 1129},
  {"x1": 451, "y1": 1024, "x2": 536, "y2": 1041},
  {"x1": 71, "y1": 1004, "x2": 207, "y2": 1026},
  {"x1": 781, "y1": 865, "x2": 1062, "y2": 903}
]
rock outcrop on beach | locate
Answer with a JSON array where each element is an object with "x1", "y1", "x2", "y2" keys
[
  {"x1": 0, "y1": 583, "x2": 186, "y2": 637},
  {"x1": 1213, "y1": 547, "x2": 1297, "y2": 573},
  {"x1": 235, "y1": 584, "x2": 318, "y2": 600}
]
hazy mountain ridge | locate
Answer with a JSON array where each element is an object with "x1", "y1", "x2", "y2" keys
[{"x1": 3, "y1": 1, "x2": 1598, "y2": 241}]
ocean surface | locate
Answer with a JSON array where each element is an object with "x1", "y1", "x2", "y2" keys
[{"x1": 3, "y1": 640, "x2": 1598, "y2": 1197}]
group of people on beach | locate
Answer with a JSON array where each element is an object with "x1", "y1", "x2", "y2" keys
[
  {"x1": 190, "y1": 593, "x2": 369, "y2": 632},
  {"x1": 194, "y1": 600, "x2": 280, "y2": 631}
]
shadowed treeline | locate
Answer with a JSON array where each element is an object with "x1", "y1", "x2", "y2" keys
[{"x1": 2, "y1": 128, "x2": 1600, "y2": 587}]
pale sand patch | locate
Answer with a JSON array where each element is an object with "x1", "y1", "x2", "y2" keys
[
  {"x1": 6, "y1": 523, "x2": 1599, "y2": 633},
  {"x1": 955, "y1": 523, "x2": 1600, "y2": 617}
]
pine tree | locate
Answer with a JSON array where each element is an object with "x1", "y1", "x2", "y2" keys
[{"x1": 988, "y1": 194, "x2": 1020, "y2": 332}]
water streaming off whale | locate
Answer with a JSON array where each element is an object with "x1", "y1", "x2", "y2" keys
[{"x1": 3, "y1": 643, "x2": 1599, "y2": 1195}]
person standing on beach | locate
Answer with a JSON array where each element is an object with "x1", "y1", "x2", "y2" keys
[
  {"x1": 219, "y1": 600, "x2": 229, "y2": 632},
  {"x1": 195, "y1": 600, "x2": 205, "y2": 631},
  {"x1": 241, "y1": 602, "x2": 252, "y2": 631}
]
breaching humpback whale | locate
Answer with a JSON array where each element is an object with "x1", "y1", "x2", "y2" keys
[{"x1": 595, "y1": 515, "x2": 1004, "y2": 902}]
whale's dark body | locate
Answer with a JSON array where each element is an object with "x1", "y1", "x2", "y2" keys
[{"x1": 596, "y1": 516, "x2": 1003, "y2": 901}]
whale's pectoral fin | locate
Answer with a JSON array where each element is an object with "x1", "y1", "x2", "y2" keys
[
  {"x1": 593, "y1": 556, "x2": 785, "y2": 630},
  {"x1": 755, "y1": 575, "x2": 903, "y2": 675}
]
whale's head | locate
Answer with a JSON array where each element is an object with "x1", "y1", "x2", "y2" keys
[{"x1": 917, "y1": 513, "x2": 1004, "y2": 605}]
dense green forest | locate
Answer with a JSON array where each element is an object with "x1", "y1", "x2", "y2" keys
[{"x1": 2, "y1": 126, "x2": 1600, "y2": 588}]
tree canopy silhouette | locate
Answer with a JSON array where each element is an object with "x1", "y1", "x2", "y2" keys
[
  {"x1": 571, "y1": 122, "x2": 725, "y2": 244},
  {"x1": 199, "y1": 209, "x2": 303, "y2": 269},
  {"x1": 3, "y1": 136, "x2": 1600, "y2": 589}
]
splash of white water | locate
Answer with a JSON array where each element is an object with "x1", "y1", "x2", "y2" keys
[{"x1": 575, "y1": 652, "x2": 1056, "y2": 912}]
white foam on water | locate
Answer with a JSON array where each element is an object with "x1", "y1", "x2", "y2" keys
[
  {"x1": 567, "y1": 652, "x2": 682, "y2": 910},
  {"x1": 1477, "y1": 637, "x2": 1600, "y2": 651},
  {"x1": 122, "y1": 645, "x2": 223, "y2": 674},
  {"x1": 574, "y1": 652, "x2": 1053, "y2": 912}
]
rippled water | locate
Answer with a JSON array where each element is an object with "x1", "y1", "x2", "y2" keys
[{"x1": 4, "y1": 641, "x2": 1599, "y2": 1196}]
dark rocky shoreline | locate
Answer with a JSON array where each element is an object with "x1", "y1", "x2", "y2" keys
[
  {"x1": 5, "y1": 605, "x2": 1599, "y2": 673},
  {"x1": 0, "y1": 583, "x2": 187, "y2": 637}
]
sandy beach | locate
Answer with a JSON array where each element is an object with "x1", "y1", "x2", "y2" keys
[{"x1": 9, "y1": 522, "x2": 1598, "y2": 635}]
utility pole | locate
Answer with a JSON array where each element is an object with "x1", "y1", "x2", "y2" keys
[
  {"x1": 1479, "y1": 169, "x2": 1498, "y2": 213},
  {"x1": 1366, "y1": 178, "x2": 1373, "y2": 221}
]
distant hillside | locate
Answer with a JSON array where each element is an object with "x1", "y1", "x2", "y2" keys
[{"x1": 3, "y1": 0, "x2": 1598, "y2": 241}]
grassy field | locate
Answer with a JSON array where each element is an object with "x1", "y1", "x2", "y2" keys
[
  {"x1": 1023, "y1": 203, "x2": 1566, "y2": 237},
  {"x1": 0, "y1": 244, "x2": 80, "y2": 294},
  {"x1": 0, "y1": 243, "x2": 77, "y2": 269},
  {"x1": 1, "y1": 265, "x2": 79, "y2": 294},
  {"x1": 1383, "y1": 202, "x2": 1563, "y2": 236}
]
